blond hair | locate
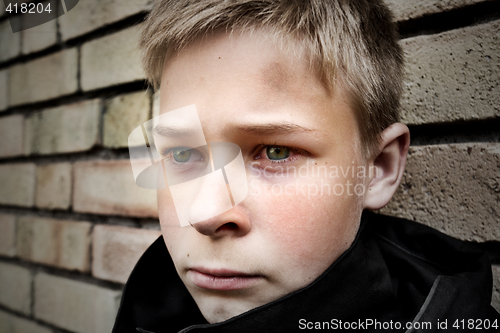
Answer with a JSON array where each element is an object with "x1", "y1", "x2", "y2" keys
[{"x1": 140, "y1": 0, "x2": 404, "y2": 157}]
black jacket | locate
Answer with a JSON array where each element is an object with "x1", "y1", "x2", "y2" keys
[{"x1": 113, "y1": 212, "x2": 500, "y2": 332}]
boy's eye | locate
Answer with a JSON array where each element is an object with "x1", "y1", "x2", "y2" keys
[
  {"x1": 266, "y1": 146, "x2": 290, "y2": 160},
  {"x1": 253, "y1": 144, "x2": 305, "y2": 170},
  {"x1": 172, "y1": 148, "x2": 192, "y2": 163},
  {"x1": 162, "y1": 147, "x2": 205, "y2": 165}
]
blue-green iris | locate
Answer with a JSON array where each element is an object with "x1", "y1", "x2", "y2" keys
[
  {"x1": 172, "y1": 148, "x2": 192, "y2": 163},
  {"x1": 266, "y1": 146, "x2": 290, "y2": 160}
]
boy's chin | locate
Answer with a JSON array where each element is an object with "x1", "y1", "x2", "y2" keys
[
  {"x1": 195, "y1": 297, "x2": 255, "y2": 324},
  {"x1": 189, "y1": 285, "x2": 285, "y2": 324}
]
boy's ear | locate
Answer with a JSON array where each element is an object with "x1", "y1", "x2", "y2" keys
[{"x1": 363, "y1": 123, "x2": 410, "y2": 210}]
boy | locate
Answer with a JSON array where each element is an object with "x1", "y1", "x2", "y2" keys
[{"x1": 114, "y1": 0, "x2": 500, "y2": 332}]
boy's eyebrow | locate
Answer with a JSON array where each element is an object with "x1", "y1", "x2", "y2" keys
[
  {"x1": 153, "y1": 125, "x2": 199, "y2": 137},
  {"x1": 153, "y1": 122, "x2": 315, "y2": 137},
  {"x1": 231, "y1": 122, "x2": 315, "y2": 135}
]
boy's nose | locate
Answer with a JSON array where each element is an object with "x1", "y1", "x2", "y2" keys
[
  {"x1": 190, "y1": 204, "x2": 251, "y2": 238},
  {"x1": 183, "y1": 169, "x2": 250, "y2": 238},
  {"x1": 187, "y1": 173, "x2": 250, "y2": 237}
]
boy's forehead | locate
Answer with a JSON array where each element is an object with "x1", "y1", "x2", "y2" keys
[
  {"x1": 259, "y1": 60, "x2": 295, "y2": 93},
  {"x1": 160, "y1": 29, "x2": 320, "y2": 100}
]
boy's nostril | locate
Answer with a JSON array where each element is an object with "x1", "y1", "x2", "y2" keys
[{"x1": 216, "y1": 222, "x2": 238, "y2": 233}]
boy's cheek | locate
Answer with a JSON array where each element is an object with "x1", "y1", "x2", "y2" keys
[
  {"x1": 260, "y1": 183, "x2": 360, "y2": 241},
  {"x1": 246, "y1": 174, "x2": 363, "y2": 251},
  {"x1": 157, "y1": 189, "x2": 188, "y2": 248}
]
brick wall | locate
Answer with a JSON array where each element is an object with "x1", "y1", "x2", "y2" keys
[{"x1": 0, "y1": 0, "x2": 498, "y2": 331}]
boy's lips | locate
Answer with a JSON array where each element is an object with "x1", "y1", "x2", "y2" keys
[{"x1": 187, "y1": 267, "x2": 262, "y2": 291}]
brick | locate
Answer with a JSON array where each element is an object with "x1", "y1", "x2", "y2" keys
[
  {"x1": 0, "y1": 114, "x2": 24, "y2": 157},
  {"x1": 0, "y1": 69, "x2": 8, "y2": 111},
  {"x1": 17, "y1": 216, "x2": 91, "y2": 271},
  {"x1": 493, "y1": 265, "x2": 500, "y2": 313},
  {"x1": 0, "y1": 163, "x2": 36, "y2": 207},
  {"x1": 59, "y1": 0, "x2": 151, "y2": 41},
  {"x1": 73, "y1": 160, "x2": 157, "y2": 217},
  {"x1": 0, "y1": 262, "x2": 31, "y2": 314},
  {"x1": 34, "y1": 273, "x2": 121, "y2": 333},
  {"x1": 0, "y1": 214, "x2": 16, "y2": 257},
  {"x1": 36, "y1": 163, "x2": 72, "y2": 209},
  {"x1": 21, "y1": 16, "x2": 57, "y2": 54},
  {"x1": 0, "y1": 18, "x2": 21, "y2": 62},
  {"x1": 0, "y1": 310, "x2": 52, "y2": 333},
  {"x1": 401, "y1": 20, "x2": 500, "y2": 125},
  {"x1": 9, "y1": 48, "x2": 78, "y2": 106},
  {"x1": 92, "y1": 225, "x2": 160, "y2": 283},
  {"x1": 385, "y1": 0, "x2": 491, "y2": 22},
  {"x1": 15, "y1": 217, "x2": 32, "y2": 261},
  {"x1": 81, "y1": 25, "x2": 145, "y2": 91},
  {"x1": 25, "y1": 99, "x2": 100, "y2": 155},
  {"x1": 381, "y1": 143, "x2": 500, "y2": 242},
  {"x1": 104, "y1": 91, "x2": 151, "y2": 148}
]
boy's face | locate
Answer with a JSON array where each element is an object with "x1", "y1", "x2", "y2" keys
[{"x1": 157, "y1": 29, "x2": 369, "y2": 323}]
